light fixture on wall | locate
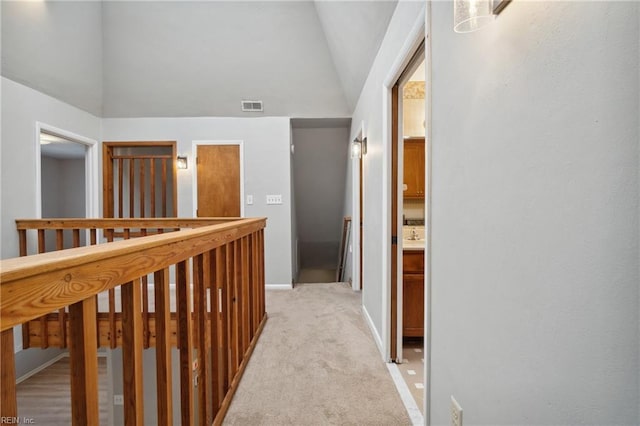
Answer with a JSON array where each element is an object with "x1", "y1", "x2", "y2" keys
[
  {"x1": 454, "y1": 0, "x2": 511, "y2": 33},
  {"x1": 351, "y1": 137, "x2": 367, "y2": 159},
  {"x1": 176, "y1": 156, "x2": 188, "y2": 170}
]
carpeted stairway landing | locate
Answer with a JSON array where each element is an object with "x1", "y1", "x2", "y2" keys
[{"x1": 224, "y1": 283, "x2": 411, "y2": 425}]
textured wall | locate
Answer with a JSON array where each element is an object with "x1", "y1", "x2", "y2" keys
[{"x1": 429, "y1": 1, "x2": 639, "y2": 423}]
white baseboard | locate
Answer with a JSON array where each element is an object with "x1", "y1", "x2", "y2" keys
[
  {"x1": 362, "y1": 304, "x2": 385, "y2": 359},
  {"x1": 16, "y1": 352, "x2": 68, "y2": 384},
  {"x1": 265, "y1": 283, "x2": 293, "y2": 290},
  {"x1": 386, "y1": 363, "x2": 424, "y2": 426},
  {"x1": 16, "y1": 350, "x2": 109, "y2": 384}
]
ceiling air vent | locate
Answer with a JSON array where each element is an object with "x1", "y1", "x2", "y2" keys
[{"x1": 241, "y1": 100, "x2": 263, "y2": 112}]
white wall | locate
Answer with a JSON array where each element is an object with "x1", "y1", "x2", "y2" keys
[
  {"x1": 345, "y1": 1, "x2": 426, "y2": 347},
  {"x1": 428, "y1": 2, "x2": 639, "y2": 424},
  {"x1": 292, "y1": 126, "x2": 350, "y2": 269},
  {"x1": 1, "y1": 77, "x2": 101, "y2": 356},
  {"x1": 101, "y1": 117, "x2": 294, "y2": 285},
  {"x1": 1, "y1": 1, "x2": 103, "y2": 115},
  {"x1": 1, "y1": 77, "x2": 101, "y2": 259}
]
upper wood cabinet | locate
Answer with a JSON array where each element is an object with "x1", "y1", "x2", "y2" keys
[{"x1": 403, "y1": 137, "x2": 425, "y2": 199}]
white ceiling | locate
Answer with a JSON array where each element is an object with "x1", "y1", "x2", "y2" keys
[{"x1": 1, "y1": 1, "x2": 399, "y2": 118}]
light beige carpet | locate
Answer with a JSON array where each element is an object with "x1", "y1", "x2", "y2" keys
[{"x1": 224, "y1": 283, "x2": 411, "y2": 425}]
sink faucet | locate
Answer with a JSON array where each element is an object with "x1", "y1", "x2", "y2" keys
[{"x1": 410, "y1": 228, "x2": 419, "y2": 240}]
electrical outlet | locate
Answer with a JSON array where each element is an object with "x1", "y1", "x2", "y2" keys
[
  {"x1": 114, "y1": 395, "x2": 124, "y2": 406},
  {"x1": 266, "y1": 195, "x2": 282, "y2": 205},
  {"x1": 451, "y1": 396, "x2": 463, "y2": 426}
]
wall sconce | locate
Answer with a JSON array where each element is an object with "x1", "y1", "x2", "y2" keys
[
  {"x1": 454, "y1": 0, "x2": 511, "y2": 33},
  {"x1": 351, "y1": 137, "x2": 367, "y2": 159},
  {"x1": 176, "y1": 156, "x2": 188, "y2": 170}
]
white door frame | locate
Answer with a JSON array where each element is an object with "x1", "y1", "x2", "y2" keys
[
  {"x1": 192, "y1": 140, "x2": 245, "y2": 218},
  {"x1": 35, "y1": 122, "x2": 99, "y2": 219},
  {"x1": 380, "y1": 4, "x2": 431, "y2": 424},
  {"x1": 351, "y1": 122, "x2": 365, "y2": 292}
]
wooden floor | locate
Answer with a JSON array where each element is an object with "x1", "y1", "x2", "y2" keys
[{"x1": 17, "y1": 356, "x2": 108, "y2": 425}]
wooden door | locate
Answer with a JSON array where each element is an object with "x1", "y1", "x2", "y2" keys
[
  {"x1": 403, "y1": 138, "x2": 425, "y2": 199},
  {"x1": 197, "y1": 145, "x2": 241, "y2": 217}
]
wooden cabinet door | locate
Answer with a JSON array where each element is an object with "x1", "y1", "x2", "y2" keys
[
  {"x1": 403, "y1": 273, "x2": 424, "y2": 337},
  {"x1": 403, "y1": 138, "x2": 425, "y2": 199}
]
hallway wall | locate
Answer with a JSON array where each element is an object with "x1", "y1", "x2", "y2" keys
[
  {"x1": 1, "y1": 77, "x2": 101, "y2": 362},
  {"x1": 344, "y1": 0, "x2": 426, "y2": 348},
  {"x1": 428, "y1": 1, "x2": 639, "y2": 424},
  {"x1": 102, "y1": 117, "x2": 294, "y2": 286}
]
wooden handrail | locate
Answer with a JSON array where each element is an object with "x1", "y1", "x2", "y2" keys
[
  {"x1": 1, "y1": 219, "x2": 265, "y2": 330},
  {"x1": 2, "y1": 218, "x2": 268, "y2": 425},
  {"x1": 15, "y1": 217, "x2": 241, "y2": 230}
]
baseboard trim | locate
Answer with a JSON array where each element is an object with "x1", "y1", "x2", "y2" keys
[
  {"x1": 362, "y1": 304, "x2": 385, "y2": 358},
  {"x1": 16, "y1": 350, "x2": 109, "y2": 384},
  {"x1": 16, "y1": 352, "x2": 67, "y2": 384},
  {"x1": 386, "y1": 362, "x2": 424, "y2": 426},
  {"x1": 265, "y1": 283, "x2": 293, "y2": 290}
]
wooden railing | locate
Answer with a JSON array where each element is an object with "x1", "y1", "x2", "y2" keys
[{"x1": 1, "y1": 218, "x2": 267, "y2": 425}]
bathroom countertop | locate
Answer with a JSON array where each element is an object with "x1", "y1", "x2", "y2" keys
[{"x1": 402, "y1": 225, "x2": 425, "y2": 250}]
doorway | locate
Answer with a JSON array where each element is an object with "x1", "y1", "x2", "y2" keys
[
  {"x1": 194, "y1": 141, "x2": 244, "y2": 218},
  {"x1": 390, "y1": 46, "x2": 427, "y2": 413},
  {"x1": 36, "y1": 123, "x2": 98, "y2": 243},
  {"x1": 102, "y1": 141, "x2": 177, "y2": 219}
]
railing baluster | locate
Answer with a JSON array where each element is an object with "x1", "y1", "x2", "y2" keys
[
  {"x1": 68, "y1": 298, "x2": 99, "y2": 426},
  {"x1": 18, "y1": 229, "x2": 27, "y2": 256},
  {"x1": 219, "y1": 245, "x2": 229, "y2": 395},
  {"x1": 161, "y1": 159, "x2": 167, "y2": 217},
  {"x1": 56, "y1": 229, "x2": 64, "y2": 251},
  {"x1": 129, "y1": 159, "x2": 135, "y2": 218},
  {"x1": 241, "y1": 236, "x2": 251, "y2": 352},
  {"x1": 194, "y1": 253, "x2": 212, "y2": 425},
  {"x1": 1, "y1": 329, "x2": 17, "y2": 419},
  {"x1": 18, "y1": 230, "x2": 30, "y2": 349},
  {"x1": 150, "y1": 159, "x2": 156, "y2": 217},
  {"x1": 213, "y1": 247, "x2": 227, "y2": 405},
  {"x1": 106, "y1": 229, "x2": 117, "y2": 349},
  {"x1": 209, "y1": 248, "x2": 221, "y2": 413},
  {"x1": 234, "y1": 240, "x2": 243, "y2": 370},
  {"x1": 122, "y1": 278, "x2": 144, "y2": 426},
  {"x1": 154, "y1": 267, "x2": 173, "y2": 425},
  {"x1": 176, "y1": 260, "x2": 194, "y2": 426},
  {"x1": 250, "y1": 233, "x2": 258, "y2": 333},
  {"x1": 139, "y1": 159, "x2": 145, "y2": 218},
  {"x1": 39, "y1": 228, "x2": 49, "y2": 348},
  {"x1": 73, "y1": 229, "x2": 80, "y2": 248},
  {"x1": 225, "y1": 242, "x2": 235, "y2": 388},
  {"x1": 260, "y1": 229, "x2": 266, "y2": 318},
  {"x1": 118, "y1": 158, "x2": 124, "y2": 218}
]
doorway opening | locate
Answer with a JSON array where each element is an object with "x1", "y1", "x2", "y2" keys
[
  {"x1": 37, "y1": 125, "x2": 98, "y2": 248},
  {"x1": 291, "y1": 118, "x2": 351, "y2": 285},
  {"x1": 102, "y1": 141, "x2": 177, "y2": 219},
  {"x1": 390, "y1": 46, "x2": 427, "y2": 413}
]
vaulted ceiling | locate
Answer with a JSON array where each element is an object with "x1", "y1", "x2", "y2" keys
[{"x1": 1, "y1": 1, "x2": 398, "y2": 118}]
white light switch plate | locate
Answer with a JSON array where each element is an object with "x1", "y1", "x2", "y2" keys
[
  {"x1": 247, "y1": 195, "x2": 253, "y2": 205},
  {"x1": 266, "y1": 195, "x2": 282, "y2": 205}
]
